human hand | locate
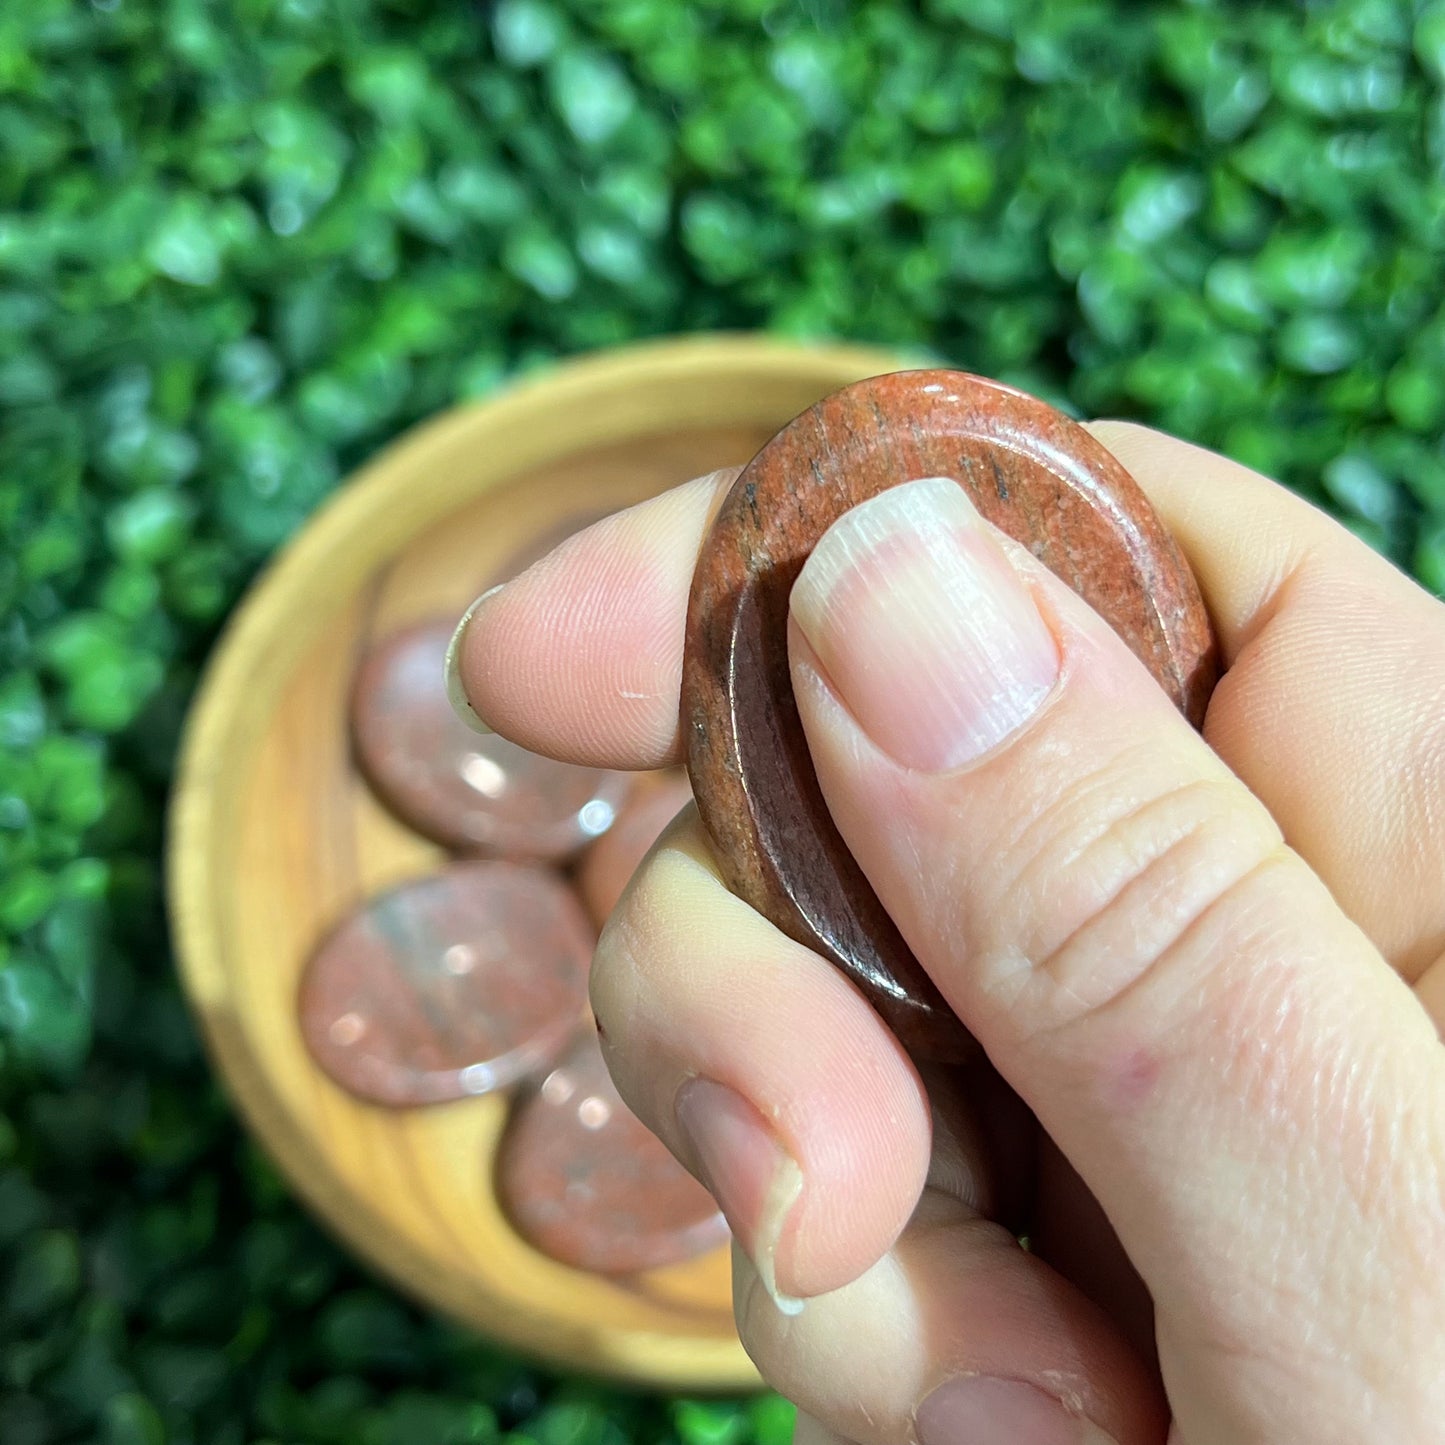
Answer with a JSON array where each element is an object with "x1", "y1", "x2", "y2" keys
[{"x1": 449, "y1": 422, "x2": 1445, "y2": 1444}]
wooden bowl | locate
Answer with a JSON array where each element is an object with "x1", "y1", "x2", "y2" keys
[{"x1": 167, "y1": 334, "x2": 905, "y2": 1391}]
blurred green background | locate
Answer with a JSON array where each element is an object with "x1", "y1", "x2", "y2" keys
[{"x1": 3, "y1": 0, "x2": 1444, "y2": 1441}]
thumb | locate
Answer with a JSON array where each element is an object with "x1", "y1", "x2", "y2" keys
[{"x1": 787, "y1": 477, "x2": 1445, "y2": 1433}]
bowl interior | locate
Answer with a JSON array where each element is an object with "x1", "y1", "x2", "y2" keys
[{"x1": 169, "y1": 337, "x2": 905, "y2": 1389}]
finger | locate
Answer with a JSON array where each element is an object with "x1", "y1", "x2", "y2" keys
[
  {"x1": 455, "y1": 417, "x2": 1445, "y2": 982},
  {"x1": 589, "y1": 807, "x2": 933, "y2": 1302},
  {"x1": 1417, "y1": 946, "x2": 1445, "y2": 1035},
  {"x1": 1087, "y1": 420, "x2": 1445, "y2": 979},
  {"x1": 787, "y1": 477, "x2": 1445, "y2": 1439},
  {"x1": 449, "y1": 468, "x2": 737, "y2": 769},
  {"x1": 791, "y1": 1413, "x2": 852, "y2": 1445},
  {"x1": 734, "y1": 1188, "x2": 1168, "y2": 1445}
]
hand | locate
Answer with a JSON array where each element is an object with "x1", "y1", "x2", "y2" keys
[{"x1": 450, "y1": 422, "x2": 1445, "y2": 1445}]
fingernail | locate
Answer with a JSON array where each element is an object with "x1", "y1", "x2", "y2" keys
[
  {"x1": 444, "y1": 586, "x2": 503, "y2": 734},
  {"x1": 790, "y1": 478, "x2": 1059, "y2": 772},
  {"x1": 917, "y1": 1377, "x2": 1120, "y2": 1445},
  {"x1": 674, "y1": 1077, "x2": 805, "y2": 1316}
]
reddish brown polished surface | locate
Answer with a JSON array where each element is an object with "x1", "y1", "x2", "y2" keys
[
  {"x1": 682, "y1": 370, "x2": 1219, "y2": 1058},
  {"x1": 497, "y1": 1031, "x2": 729, "y2": 1274},
  {"x1": 577, "y1": 771, "x2": 694, "y2": 927},
  {"x1": 298, "y1": 861, "x2": 594, "y2": 1106},
  {"x1": 352, "y1": 621, "x2": 633, "y2": 858}
]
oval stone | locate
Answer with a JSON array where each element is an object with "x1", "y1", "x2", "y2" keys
[
  {"x1": 497, "y1": 1031, "x2": 729, "y2": 1275},
  {"x1": 352, "y1": 620, "x2": 633, "y2": 858},
  {"x1": 576, "y1": 771, "x2": 694, "y2": 927},
  {"x1": 298, "y1": 861, "x2": 595, "y2": 1106},
  {"x1": 681, "y1": 370, "x2": 1219, "y2": 1059}
]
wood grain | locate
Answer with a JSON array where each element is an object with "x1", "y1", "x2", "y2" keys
[{"x1": 167, "y1": 336, "x2": 907, "y2": 1390}]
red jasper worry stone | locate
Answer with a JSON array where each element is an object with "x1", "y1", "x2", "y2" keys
[
  {"x1": 576, "y1": 770, "x2": 694, "y2": 928},
  {"x1": 298, "y1": 861, "x2": 594, "y2": 1107},
  {"x1": 497, "y1": 1030, "x2": 729, "y2": 1274},
  {"x1": 682, "y1": 370, "x2": 1219, "y2": 1060},
  {"x1": 352, "y1": 620, "x2": 632, "y2": 859}
]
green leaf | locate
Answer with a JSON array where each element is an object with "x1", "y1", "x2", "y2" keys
[
  {"x1": 493, "y1": 0, "x2": 566, "y2": 68},
  {"x1": 548, "y1": 50, "x2": 636, "y2": 146},
  {"x1": 0, "y1": 958, "x2": 90, "y2": 1074},
  {"x1": 100, "y1": 1393, "x2": 167, "y2": 1445},
  {"x1": 501, "y1": 225, "x2": 578, "y2": 300},
  {"x1": 1417, "y1": 5, "x2": 1445, "y2": 84},
  {"x1": 5, "y1": 1229, "x2": 82, "y2": 1323},
  {"x1": 106, "y1": 491, "x2": 196, "y2": 565}
]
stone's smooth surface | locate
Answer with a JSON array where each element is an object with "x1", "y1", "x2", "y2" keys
[
  {"x1": 497, "y1": 1031, "x2": 729, "y2": 1275},
  {"x1": 352, "y1": 620, "x2": 633, "y2": 858},
  {"x1": 577, "y1": 771, "x2": 694, "y2": 927},
  {"x1": 682, "y1": 370, "x2": 1220, "y2": 1059},
  {"x1": 298, "y1": 861, "x2": 595, "y2": 1107}
]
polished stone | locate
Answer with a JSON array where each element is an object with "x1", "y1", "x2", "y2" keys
[
  {"x1": 298, "y1": 861, "x2": 594, "y2": 1107},
  {"x1": 576, "y1": 771, "x2": 694, "y2": 927},
  {"x1": 681, "y1": 370, "x2": 1219, "y2": 1059},
  {"x1": 497, "y1": 1031, "x2": 729, "y2": 1275},
  {"x1": 352, "y1": 620, "x2": 633, "y2": 858}
]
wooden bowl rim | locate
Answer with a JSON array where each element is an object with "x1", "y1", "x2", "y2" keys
[{"x1": 166, "y1": 333, "x2": 908, "y2": 1389}]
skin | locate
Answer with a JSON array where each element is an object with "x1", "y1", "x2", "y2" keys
[{"x1": 452, "y1": 422, "x2": 1445, "y2": 1445}]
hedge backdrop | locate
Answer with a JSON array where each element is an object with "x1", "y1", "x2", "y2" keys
[{"x1": 4, "y1": 1, "x2": 1445, "y2": 1441}]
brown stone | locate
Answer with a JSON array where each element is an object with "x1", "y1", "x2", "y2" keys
[
  {"x1": 298, "y1": 861, "x2": 595, "y2": 1107},
  {"x1": 681, "y1": 370, "x2": 1219, "y2": 1059},
  {"x1": 576, "y1": 771, "x2": 694, "y2": 928},
  {"x1": 352, "y1": 620, "x2": 633, "y2": 858},
  {"x1": 497, "y1": 1030, "x2": 729, "y2": 1274}
]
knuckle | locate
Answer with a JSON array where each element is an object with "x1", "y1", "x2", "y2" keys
[{"x1": 980, "y1": 766, "x2": 1286, "y2": 1038}]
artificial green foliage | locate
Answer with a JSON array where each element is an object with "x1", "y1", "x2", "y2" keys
[{"x1": 2, "y1": 0, "x2": 1443, "y2": 1439}]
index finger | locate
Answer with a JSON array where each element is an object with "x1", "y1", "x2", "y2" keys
[{"x1": 450, "y1": 466, "x2": 737, "y2": 770}]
